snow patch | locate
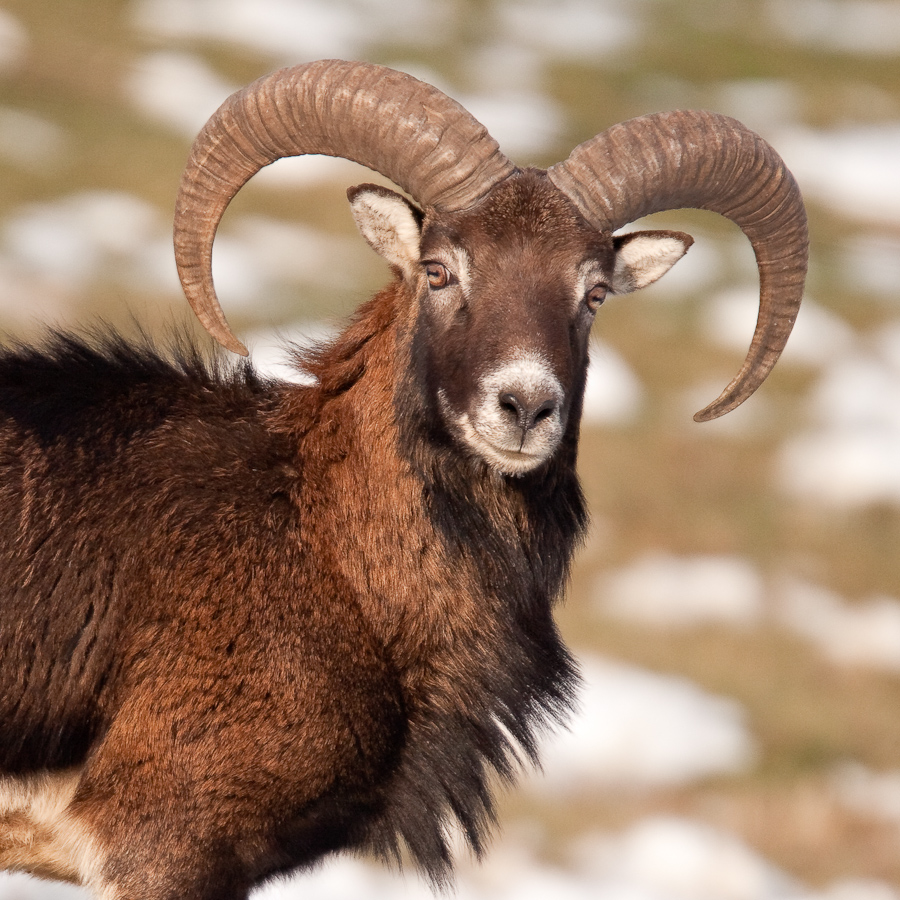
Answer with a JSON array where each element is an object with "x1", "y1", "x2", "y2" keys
[
  {"x1": 533, "y1": 654, "x2": 756, "y2": 791},
  {"x1": 573, "y1": 816, "x2": 802, "y2": 900},
  {"x1": 594, "y1": 552, "x2": 900, "y2": 674},
  {"x1": 126, "y1": 51, "x2": 236, "y2": 137},
  {"x1": 767, "y1": 0, "x2": 900, "y2": 54},
  {"x1": 775, "y1": 124, "x2": 900, "y2": 226},
  {"x1": 459, "y1": 90, "x2": 565, "y2": 160},
  {"x1": 715, "y1": 79, "x2": 803, "y2": 134},
  {"x1": 840, "y1": 232, "x2": 900, "y2": 301},
  {"x1": 582, "y1": 340, "x2": 643, "y2": 426},
  {"x1": 0, "y1": 193, "x2": 360, "y2": 320},
  {"x1": 778, "y1": 578, "x2": 900, "y2": 669},
  {"x1": 777, "y1": 336, "x2": 900, "y2": 508},
  {"x1": 496, "y1": 0, "x2": 643, "y2": 61},
  {"x1": 245, "y1": 321, "x2": 340, "y2": 385},
  {"x1": 0, "y1": 875, "x2": 86, "y2": 900},
  {"x1": 249, "y1": 155, "x2": 387, "y2": 190},
  {"x1": 1, "y1": 191, "x2": 175, "y2": 298},
  {"x1": 131, "y1": 0, "x2": 453, "y2": 64},
  {"x1": 833, "y1": 762, "x2": 900, "y2": 825},
  {"x1": 705, "y1": 288, "x2": 855, "y2": 368},
  {"x1": 638, "y1": 231, "x2": 723, "y2": 299},
  {"x1": 0, "y1": 9, "x2": 27, "y2": 73},
  {"x1": 209, "y1": 216, "x2": 361, "y2": 311},
  {"x1": 597, "y1": 553, "x2": 764, "y2": 628},
  {"x1": 0, "y1": 107, "x2": 68, "y2": 172}
]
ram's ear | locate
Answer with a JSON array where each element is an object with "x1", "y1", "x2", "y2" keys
[
  {"x1": 348, "y1": 184, "x2": 423, "y2": 274},
  {"x1": 610, "y1": 230, "x2": 694, "y2": 294}
]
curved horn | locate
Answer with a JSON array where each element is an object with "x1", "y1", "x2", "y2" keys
[
  {"x1": 547, "y1": 110, "x2": 808, "y2": 422},
  {"x1": 174, "y1": 59, "x2": 516, "y2": 355}
]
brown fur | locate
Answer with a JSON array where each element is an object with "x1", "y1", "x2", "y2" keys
[
  {"x1": 0, "y1": 170, "x2": 688, "y2": 899},
  {"x1": 0, "y1": 290, "x2": 583, "y2": 899}
]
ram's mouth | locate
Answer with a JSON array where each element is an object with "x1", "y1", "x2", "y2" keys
[
  {"x1": 465, "y1": 428, "x2": 551, "y2": 476},
  {"x1": 438, "y1": 390, "x2": 561, "y2": 476}
]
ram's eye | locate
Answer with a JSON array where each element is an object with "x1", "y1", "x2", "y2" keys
[
  {"x1": 585, "y1": 284, "x2": 608, "y2": 312},
  {"x1": 425, "y1": 262, "x2": 452, "y2": 289}
]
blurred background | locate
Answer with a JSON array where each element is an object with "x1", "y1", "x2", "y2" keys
[{"x1": 2, "y1": 0, "x2": 900, "y2": 898}]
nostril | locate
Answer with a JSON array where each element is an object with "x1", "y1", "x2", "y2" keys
[
  {"x1": 498, "y1": 391, "x2": 557, "y2": 432},
  {"x1": 499, "y1": 392, "x2": 527, "y2": 427},
  {"x1": 532, "y1": 399, "x2": 556, "y2": 425}
]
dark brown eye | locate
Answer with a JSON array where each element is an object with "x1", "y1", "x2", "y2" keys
[
  {"x1": 586, "y1": 284, "x2": 608, "y2": 312},
  {"x1": 425, "y1": 262, "x2": 451, "y2": 289}
]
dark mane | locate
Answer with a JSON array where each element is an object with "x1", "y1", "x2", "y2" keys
[
  {"x1": 342, "y1": 293, "x2": 588, "y2": 878},
  {"x1": 0, "y1": 330, "x2": 272, "y2": 448}
]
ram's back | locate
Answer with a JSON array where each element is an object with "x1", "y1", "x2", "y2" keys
[{"x1": 0, "y1": 333, "x2": 302, "y2": 773}]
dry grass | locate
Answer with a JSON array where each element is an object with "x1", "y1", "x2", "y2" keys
[{"x1": 2, "y1": 0, "x2": 900, "y2": 891}]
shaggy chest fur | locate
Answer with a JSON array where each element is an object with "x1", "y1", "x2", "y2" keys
[{"x1": 274, "y1": 297, "x2": 587, "y2": 881}]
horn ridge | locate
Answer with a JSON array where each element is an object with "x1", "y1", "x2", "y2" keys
[
  {"x1": 548, "y1": 109, "x2": 808, "y2": 421},
  {"x1": 174, "y1": 60, "x2": 515, "y2": 354}
]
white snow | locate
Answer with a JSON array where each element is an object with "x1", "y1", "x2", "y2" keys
[
  {"x1": 0, "y1": 8, "x2": 26, "y2": 73},
  {"x1": 249, "y1": 155, "x2": 387, "y2": 191},
  {"x1": 495, "y1": 0, "x2": 642, "y2": 62},
  {"x1": 126, "y1": 51, "x2": 236, "y2": 138},
  {"x1": 532, "y1": 654, "x2": 756, "y2": 792},
  {"x1": 259, "y1": 816, "x2": 815, "y2": 900},
  {"x1": 641, "y1": 232, "x2": 724, "y2": 299},
  {"x1": 777, "y1": 578, "x2": 900, "y2": 670},
  {"x1": 245, "y1": 321, "x2": 340, "y2": 385},
  {"x1": 832, "y1": 762, "x2": 900, "y2": 825},
  {"x1": 0, "y1": 190, "x2": 178, "y2": 319},
  {"x1": 594, "y1": 554, "x2": 900, "y2": 674},
  {"x1": 0, "y1": 107, "x2": 68, "y2": 173},
  {"x1": 210, "y1": 216, "x2": 360, "y2": 311},
  {"x1": 777, "y1": 335, "x2": 900, "y2": 508},
  {"x1": 841, "y1": 232, "x2": 900, "y2": 300},
  {"x1": 582, "y1": 340, "x2": 644, "y2": 425},
  {"x1": 823, "y1": 882, "x2": 900, "y2": 900},
  {"x1": 766, "y1": 0, "x2": 900, "y2": 54},
  {"x1": 125, "y1": 47, "x2": 565, "y2": 168},
  {"x1": 130, "y1": 0, "x2": 643, "y2": 71},
  {"x1": 131, "y1": 0, "x2": 453, "y2": 64},
  {"x1": 0, "y1": 191, "x2": 175, "y2": 297},
  {"x1": 458, "y1": 89, "x2": 565, "y2": 160},
  {"x1": 775, "y1": 124, "x2": 900, "y2": 227},
  {"x1": 0, "y1": 875, "x2": 86, "y2": 900},
  {"x1": 573, "y1": 816, "x2": 803, "y2": 900},
  {"x1": 779, "y1": 424, "x2": 900, "y2": 508},
  {"x1": 704, "y1": 289, "x2": 855, "y2": 369},
  {"x1": 0, "y1": 193, "x2": 361, "y2": 320},
  {"x1": 256, "y1": 818, "x2": 900, "y2": 900},
  {"x1": 596, "y1": 553, "x2": 764, "y2": 628},
  {"x1": 715, "y1": 79, "x2": 803, "y2": 134}
]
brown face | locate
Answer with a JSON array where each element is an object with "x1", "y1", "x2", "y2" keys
[
  {"x1": 413, "y1": 172, "x2": 613, "y2": 476},
  {"x1": 349, "y1": 169, "x2": 692, "y2": 476}
]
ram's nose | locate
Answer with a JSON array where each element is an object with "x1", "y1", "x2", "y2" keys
[{"x1": 498, "y1": 390, "x2": 559, "y2": 433}]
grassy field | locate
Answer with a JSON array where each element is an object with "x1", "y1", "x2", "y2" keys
[{"x1": 2, "y1": 0, "x2": 900, "y2": 896}]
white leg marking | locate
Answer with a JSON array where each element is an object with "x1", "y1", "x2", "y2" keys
[{"x1": 0, "y1": 768, "x2": 103, "y2": 885}]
